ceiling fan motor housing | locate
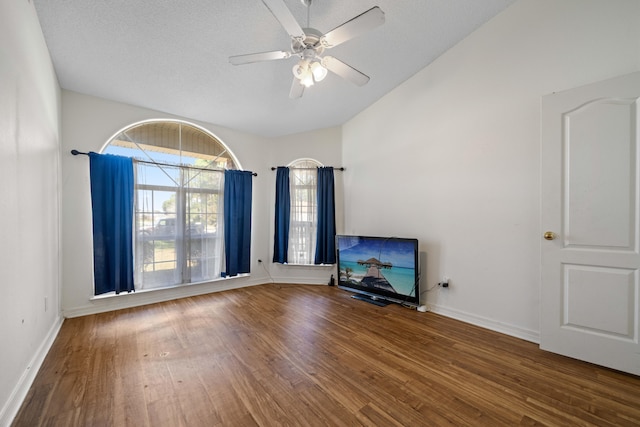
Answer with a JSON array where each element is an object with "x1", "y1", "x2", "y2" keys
[{"x1": 292, "y1": 28, "x2": 324, "y2": 56}]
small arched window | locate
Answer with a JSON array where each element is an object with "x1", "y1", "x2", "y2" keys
[
  {"x1": 103, "y1": 120, "x2": 240, "y2": 289},
  {"x1": 287, "y1": 159, "x2": 322, "y2": 264}
]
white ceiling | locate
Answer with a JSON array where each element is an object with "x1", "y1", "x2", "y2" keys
[{"x1": 33, "y1": 0, "x2": 515, "y2": 138}]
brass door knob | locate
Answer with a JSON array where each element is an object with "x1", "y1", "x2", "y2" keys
[{"x1": 543, "y1": 231, "x2": 556, "y2": 241}]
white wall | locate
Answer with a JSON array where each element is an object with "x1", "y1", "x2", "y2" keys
[
  {"x1": 61, "y1": 91, "x2": 343, "y2": 317},
  {"x1": 0, "y1": 0, "x2": 62, "y2": 424},
  {"x1": 342, "y1": 0, "x2": 640, "y2": 341}
]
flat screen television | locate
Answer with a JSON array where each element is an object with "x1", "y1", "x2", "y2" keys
[{"x1": 336, "y1": 235, "x2": 420, "y2": 307}]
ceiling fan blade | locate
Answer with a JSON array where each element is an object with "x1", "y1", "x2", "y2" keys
[
  {"x1": 229, "y1": 50, "x2": 291, "y2": 65},
  {"x1": 289, "y1": 78, "x2": 305, "y2": 99},
  {"x1": 322, "y1": 56, "x2": 370, "y2": 86},
  {"x1": 261, "y1": 0, "x2": 305, "y2": 40},
  {"x1": 321, "y1": 6, "x2": 385, "y2": 48}
]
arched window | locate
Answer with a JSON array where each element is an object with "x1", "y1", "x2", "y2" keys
[
  {"x1": 287, "y1": 159, "x2": 322, "y2": 264},
  {"x1": 103, "y1": 120, "x2": 239, "y2": 290}
]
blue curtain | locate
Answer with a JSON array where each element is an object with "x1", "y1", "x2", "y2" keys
[
  {"x1": 273, "y1": 167, "x2": 290, "y2": 263},
  {"x1": 89, "y1": 152, "x2": 135, "y2": 295},
  {"x1": 314, "y1": 167, "x2": 336, "y2": 264},
  {"x1": 223, "y1": 170, "x2": 253, "y2": 276}
]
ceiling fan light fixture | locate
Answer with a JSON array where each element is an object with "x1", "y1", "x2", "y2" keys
[
  {"x1": 292, "y1": 63, "x2": 304, "y2": 79},
  {"x1": 292, "y1": 59, "x2": 310, "y2": 79},
  {"x1": 301, "y1": 72, "x2": 314, "y2": 87},
  {"x1": 310, "y1": 61, "x2": 327, "y2": 82}
]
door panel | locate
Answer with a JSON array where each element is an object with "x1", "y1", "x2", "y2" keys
[
  {"x1": 563, "y1": 265, "x2": 635, "y2": 338},
  {"x1": 564, "y1": 99, "x2": 636, "y2": 249},
  {"x1": 541, "y1": 72, "x2": 640, "y2": 375}
]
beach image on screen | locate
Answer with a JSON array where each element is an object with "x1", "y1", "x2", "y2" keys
[{"x1": 338, "y1": 236, "x2": 416, "y2": 297}]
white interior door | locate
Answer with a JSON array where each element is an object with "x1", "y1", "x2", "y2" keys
[{"x1": 541, "y1": 71, "x2": 640, "y2": 375}]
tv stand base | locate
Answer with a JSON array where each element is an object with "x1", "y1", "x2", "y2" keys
[{"x1": 351, "y1": 294, "x2": 390, "y2": 307}]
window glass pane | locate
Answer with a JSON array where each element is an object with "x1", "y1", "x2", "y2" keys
[
  {"x1": 184, "y1": 167, "x2": 223, "y2": 283},
  {"x1": 138, "y1": 162, "x2": 180, "y2": 188},
  {"x1": 287, "y1": 159, "x2": 320, "y2": 265}
]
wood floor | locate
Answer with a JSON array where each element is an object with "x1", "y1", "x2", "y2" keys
[{"x1": 12, "y1": 284, "x2": 640, "y2": 426}]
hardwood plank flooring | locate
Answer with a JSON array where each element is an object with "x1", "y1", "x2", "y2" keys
[{"x1": 12, "y1": 284, "x2": 640, "y2": 426}]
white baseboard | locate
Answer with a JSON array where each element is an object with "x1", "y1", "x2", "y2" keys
[
  {"x1": 0, "y1": 315, "x2": 64, "y2": 427},
  {"x1": 268, "y1": 264, "x2": 334, "y2": 286},
  {"x1": 428, "y1": 303, "x2": 540, "y2": 344},
  {"x1": 270, "y1": 276, "x2": 329, "y2": 285}
]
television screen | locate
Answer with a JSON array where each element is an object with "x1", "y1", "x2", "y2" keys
[{"x1": 336, "y1": 235, "x2": 419, "y2": 307}]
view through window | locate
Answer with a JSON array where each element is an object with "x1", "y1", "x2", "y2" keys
[
  {"x1": 288, "y1": 159, "x2": 321, "y2": 264},
  {"x1": 103, "y1": 120, "x2": 239, "y2": 290}
]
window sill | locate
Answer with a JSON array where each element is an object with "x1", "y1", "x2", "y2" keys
[{"x1": 90, "y1": 274, "x2": 250, "y2": 300}]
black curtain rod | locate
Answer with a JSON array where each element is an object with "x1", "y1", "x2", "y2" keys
[
  {"x1": 271, "y1": 166, "x2": 345, "y2": 171},
  {"x1": 71, "y1": 150, "x2": 258, "y2": 176}
]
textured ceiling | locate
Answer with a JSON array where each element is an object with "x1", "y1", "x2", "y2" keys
[{"x1": 34, "y1": 0, "x2": 516, "y2": 137}]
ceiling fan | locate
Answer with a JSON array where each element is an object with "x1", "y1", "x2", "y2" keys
[{"x1": 229, "y1": 0, "x2": 385, "y2": 98}]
